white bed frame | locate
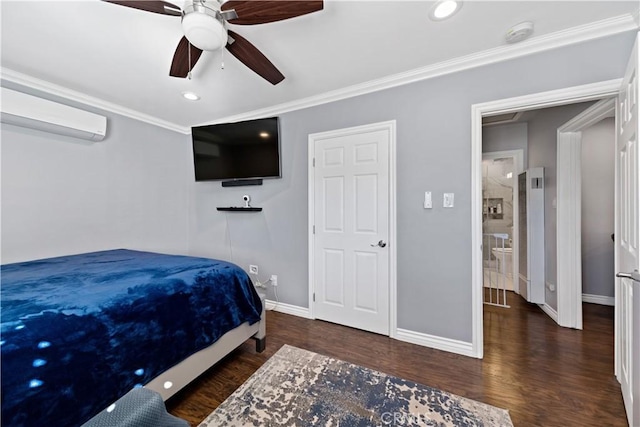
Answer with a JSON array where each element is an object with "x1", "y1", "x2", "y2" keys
[{"x1": 145, "y1": 299, "x2": 266, "y2": 401}]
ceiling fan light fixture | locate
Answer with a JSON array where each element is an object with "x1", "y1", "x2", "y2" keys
[
  {"x1": 182, "y1": 2, "x2": 227, "y2": 51},
  {"x1": 429, "y1": 0, "x2": 462, "y2": 21}
]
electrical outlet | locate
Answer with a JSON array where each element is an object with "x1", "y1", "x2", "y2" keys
[
  {"x1": 270, "y1": 275, "x2": 278, "y2": 287},
  {"x1": 249, "y1": 265, "x2": 258, "y2": 275}
]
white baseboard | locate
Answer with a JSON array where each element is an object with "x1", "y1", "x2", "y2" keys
[
  {"x1": 395, "y1": 328, "x2": 475, "y2": 358},
  {"x1": 265, "y1": 299, "x2": 312, "y2": 319},
  {"x1": 582, "y1": 293, "x2": 615, "y2": 306},
  {"x1": 265, "y1": 302, "x2": 476, "y2": 358},
  {"x1": 540, "y1": 303, "x2": 559, "y2": 323}
]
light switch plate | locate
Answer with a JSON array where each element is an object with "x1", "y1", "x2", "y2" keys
[
  {"x1": 424, "y1": 191, "x2": 432, "y2": 209},
  {"x1": 443, "y1": 193, "x2": 454, "y2": 208}
]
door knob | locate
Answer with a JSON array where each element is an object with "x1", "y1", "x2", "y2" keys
[
  {"x1": 616, "y1": 270, "x2": 640, "y2": 282},
  {"x1": 370, "y1": 240, "x2": 387, "y2": 248}
]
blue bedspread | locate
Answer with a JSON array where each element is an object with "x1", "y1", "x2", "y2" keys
[{"x1": 0, "y1": 249, "x2": 262, "y2": 427}]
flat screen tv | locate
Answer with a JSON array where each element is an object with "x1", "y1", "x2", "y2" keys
[{"x1": 192, "y1": 117, "x2": 281, "y2": 182}]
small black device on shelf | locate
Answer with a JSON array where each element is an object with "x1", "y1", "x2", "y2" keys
[
  {"x1": 217, "y1": 195, "x2": 261, "y2": 212},
  {"x1": 191, "y1": 117, "x2": 281, "y2": 185}
]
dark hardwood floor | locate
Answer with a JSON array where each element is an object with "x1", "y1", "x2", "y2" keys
[{"x1": 167, "y1": 292, "x2": 626, "y2": 426}]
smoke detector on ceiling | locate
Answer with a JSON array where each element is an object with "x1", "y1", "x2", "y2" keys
[{"x1": 505, "y1": 21, "x2": 534, "y2": 44}]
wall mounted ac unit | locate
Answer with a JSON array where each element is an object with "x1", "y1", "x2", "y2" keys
[{"x1": 0, "y1": 87, "x2": 107, "y2": 142}]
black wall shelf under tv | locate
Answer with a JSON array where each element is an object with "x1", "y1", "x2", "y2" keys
[{"x1": 217, "y1": 207, "x2": 262, "y2": 212}]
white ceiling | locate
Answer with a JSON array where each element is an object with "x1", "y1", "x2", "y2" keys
[{"x1": 1, "y1": 1, "x2": 638, "y2": 130}]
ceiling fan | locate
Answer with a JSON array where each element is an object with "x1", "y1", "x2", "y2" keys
[{"x1": 103, "y1": 0, "x2": 324, "y2": 85}]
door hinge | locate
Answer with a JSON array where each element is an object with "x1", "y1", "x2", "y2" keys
[
  {"x1": 313, "y1": 225, "x2": 315, "y2": 234},
  {"x1": 312, "y1": 158, "x2": 315, "y2": 167},
  {"x1": 313, "y1": 292, "x2": 315, "y2": 302}
]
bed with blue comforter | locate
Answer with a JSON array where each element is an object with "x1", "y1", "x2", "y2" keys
[{"x1": 0, "y1": 249, "x2": 263, "y2": 427}]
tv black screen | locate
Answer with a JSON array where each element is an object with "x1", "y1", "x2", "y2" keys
[{"x1": 192, "y1": 117, "x2": 281, "y2": 181}]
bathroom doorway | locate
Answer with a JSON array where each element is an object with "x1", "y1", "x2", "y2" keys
[{"x1": 482, "y1": 150, "x2": 524, "y2": 307}]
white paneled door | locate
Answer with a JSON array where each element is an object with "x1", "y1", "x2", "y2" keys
[
  {"x1": 616, "y1": 33, "x2": 640, "y2": 427},
  {"x1": 310, "y1": 122, "x2": 394, "y2": 335}
]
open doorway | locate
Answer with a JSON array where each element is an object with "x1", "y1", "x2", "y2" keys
[
  {"x1": 470, "y1": 80, "x2": 621, "y2": 359},
  {"x1": 480, "y1": 102, "x2": 615, "y2": 319},
  {"x1": 481, "y1": 150, "x2": 524, "y2": 308}
]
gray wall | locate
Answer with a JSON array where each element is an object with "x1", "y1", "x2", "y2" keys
[
  {"x1": 189, "y1": 32, "x2": 636, "y2": 343},
  {"x1": 526, "y1": 102, "x2": 595, "y2": 310},
  {"x1": 1, "y1": 86, "x2": 191, "y2": 264},
  {"x1": 581, "y1": 117, "x2": 615, "y2": 298},
  {"x1": 482, "y1": 123, "x2": 528, "y2": 167}
]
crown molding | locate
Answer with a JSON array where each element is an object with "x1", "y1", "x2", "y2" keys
[
  {"x1": 203, "y1": 13, "x2": 638, "y2": 125},
  {"x1": 0, "y1": 68, "x2": 190, "y2": 135},
  {"x1": 2, "y1": 12, "x2": 636, "y2": 131}
]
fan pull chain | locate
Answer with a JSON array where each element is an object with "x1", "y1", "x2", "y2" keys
[
  {"x1": 187, "y1": 41, "x2": 192, "y2": 80},
  {"x1": 220, "y1": 24, "x2": 225, "y2": 70}
]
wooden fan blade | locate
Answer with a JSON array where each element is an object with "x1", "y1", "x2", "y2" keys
[
  {"x1": 222, "y1": 1, "x2": 323, "y2": 25},
  {"x1": 102, "y1": 1, "x2": 182, "y2": 16},
  {"x1": 170, "y1": 37, "x2": 204, "y2": 78},
  {"x1": 226, "y1": 31, "x2": 284, "y2": 85}
]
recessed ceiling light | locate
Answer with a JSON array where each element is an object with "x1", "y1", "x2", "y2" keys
[
  {"x1": 429, "y1": 0, "x2": 462, "y2": 21},
  {"x1": 259, "y1": 132, "x2": 270, "y2": 138},
  {"x1": 182, "y1": 91, "x2": 200, "y2": 101}
]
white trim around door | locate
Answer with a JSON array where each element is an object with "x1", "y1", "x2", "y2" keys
[
  {"x1": 308, "y1": 120, "x2": 398, "y2": 338},
  {"x1": 556, "y1": 98, "x2": 616, "y2": 330},
  {"x1": 470, "y1": 79, "x2": 622, "y2": 359}
]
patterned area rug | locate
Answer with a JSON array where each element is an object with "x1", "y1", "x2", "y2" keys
[{"x1": 200, "y1": 344, "x2": 513, "y2": 427}]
